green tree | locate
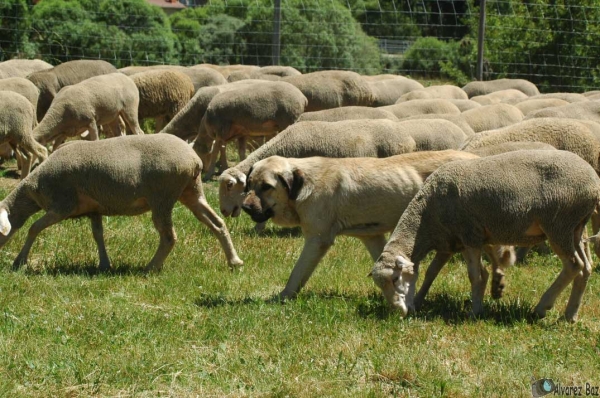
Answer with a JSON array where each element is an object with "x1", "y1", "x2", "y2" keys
[
  {"x1": 30, "y1": 0, "x2": 177, "y2": 67},
  {"x1": 0, "y1": 0, "x2": 36, "y2": 60}
]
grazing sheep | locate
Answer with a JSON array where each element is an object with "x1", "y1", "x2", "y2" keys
[
  {"x1": 464, "y1": 141, "x2": 557, "y2": 157},
  {"x1": 282, "y1": 70, "x2": 375, "y2": 111},
  {"x1": 470, "y1": 89, "x2": 529, "y2": 105},
  {"x1": 27, "y1": 60, "x2": 118, "y2": 121},
  {"x1": 242, "y1": 150, "x2": 480, "y2": 300},
  {"x1": 528, "y1": 93, "x2": 588, "y2": 103},
  {"x1": 193, "y1": 81, "x2": 308, "y2": 179},
  {"x1": 462, "y1": 78, "x2": 540, "y2": 97},
  {"x1": 461, "y1": 103, "x2": 524, "y2": 133},
  {"x1": 0, "y1": 59, "x2": 52, "y2": 78},
  {"x1": 460, "y1": 118, "x2": 600, "y2": 173},
  {"x1": 119, "y1": 65, "x2": 227, "y2": 92},
  {"x1": 130, "y1": 69, "x2": 195, "y2": 133},
  {"x1": 0, "y1": 134, "x2": 242, "y2": 272},
  {"x1": 0, "y1": 92, "x2": 48, "y2": 178},
  {"x1": 193, "y1": 64, "x2": 260, "y2": 79},
  {"x1": 218, "y1": 118, "x2": 465, "y2": 219},
  {"x1": 227, "y1": 66, "x2": 301, "y2": 82},
  {"x1": 525, "y1": 101, "x2": 600, "y2": 123},
  {"x1": 382, "y1": 99, "x2": 461, "y2": 119},
  {"x1": 367, "y1": 77, "x2": 424, "y2": 106},
  {"x1": 33, "y1": 73, "x2": 144, "y2": 147},
  {"x1": 370, "y1": 150, "x2": 599, "y2": 322},
  {"x1": 404, "y1": 113, "x2": 476, "y2": 136},
  {"x1": 396, "y1": 85, "x2": 468, "y2": 102},
  {"x1": 445, "y1": 99, "x2": 481, "y2": 112},
  {"x1": 297, "y1": 106, "x2": 399, "y2": 122},
  {"x1": 0, "y1": 77, "x2": 40, "y2": 110},
  {"x1": 514, "y1": 98, "x2": 569, "y2": 115}
]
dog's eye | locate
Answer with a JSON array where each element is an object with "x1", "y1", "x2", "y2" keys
[{"x1": 261, "y1": 183, "x2": 274, "y2": 191}]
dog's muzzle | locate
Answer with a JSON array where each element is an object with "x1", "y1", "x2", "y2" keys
[{"x1": 242, "y1": 204, "x2": 274, "y2": 223}]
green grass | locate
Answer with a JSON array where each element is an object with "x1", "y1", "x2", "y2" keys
[{"x1": 0, "y1": 160, "x2": 598, "y2": 397}]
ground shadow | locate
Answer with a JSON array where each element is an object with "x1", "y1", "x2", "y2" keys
[
  {"x1": 19, "y1": 261, "x2": 148, "y2": 277},
  {"x1": 357, "y1": 292, "x2": 539, "y2": 325},
  {"x1": 243, "y1": 225, "x2": 302, "y2": 238}
]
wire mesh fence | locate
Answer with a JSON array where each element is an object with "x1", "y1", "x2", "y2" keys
[{"x1": 1, "y1": 0, "x2": 599, "y2": 92}]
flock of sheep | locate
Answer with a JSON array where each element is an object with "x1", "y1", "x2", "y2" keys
[{"x1": 0, "y1": 58, "x2": 599, "y2": 322}]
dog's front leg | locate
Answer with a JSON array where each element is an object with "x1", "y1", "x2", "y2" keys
[{"x1": 278, "y1": 235, "x2": 334, "y2": 300}]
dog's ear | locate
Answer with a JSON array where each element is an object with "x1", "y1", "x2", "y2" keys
[
  {"x1": 278, "y1": 168, "x2": 305, "y2": 200},
  {"x1": 244, "y1": 166, "x2": 254, "y2": 193}
]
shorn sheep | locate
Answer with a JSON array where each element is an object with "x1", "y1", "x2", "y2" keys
[
  {"x1": 0, "y1": 134, "x2": 243, "y2": 272},
  {"x1": 131, "y1": 69, "x2": 195, "y2": 133},
  {"x1": 27, "y1": 60, "x2": 118, "y2": 121},
  {"x1": 371, "y1": 150, "x2": 599, "y2": 322},
  {"x1": 462, "y1": 78, "x2": 540, "y2": 97},
  {"x1": 33, "y1": 73, "x2": 144, "y2": 148},
  {"x1": 193, "y1": 81, "x2": 308, "y2": 180},
  {"x1": 0, "y1": 91, "x2": 48, "y2": 178}
]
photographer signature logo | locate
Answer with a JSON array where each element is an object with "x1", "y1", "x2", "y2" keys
[{"x1": 531, "y1": 377, "x2": 555, "y2": 397}]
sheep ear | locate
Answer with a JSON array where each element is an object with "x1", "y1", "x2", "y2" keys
[
  {"x1": 0, "y1": 209, "x2": 11, "y2": 236},
  {"x1": 395, "y1": 255, "x2": 414, "y2": 275}
]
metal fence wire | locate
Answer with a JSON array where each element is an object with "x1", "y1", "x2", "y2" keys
[{"x1": 1, "y1": 0, "x2": 599, "y2": 92}]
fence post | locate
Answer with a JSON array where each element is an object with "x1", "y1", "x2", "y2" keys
[
  {"x1": 272, "y1": 0, "x2": 282, "y2": 65},
  {"x1": 476, "y1": 0, "x2": 487, "y2": 81}
]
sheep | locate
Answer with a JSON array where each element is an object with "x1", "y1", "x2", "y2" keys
[
  {"x1": 192, "y1": 64, "x2": 260, "y2": 79},
  {"x1": 445, "y1": 99, "x2": 481, "y2": 112},
  {"x1": 461, "y1": 118, "x2": 600, "y2": 173},
  {"x1": 395, "y1": 85, "x2": 468, "y2": 102},
  {"x1": 367, "y1": 77, "x2": 424, "y2": 106},
  {"x1": 0, "y1": 91, "x2": 48, "y2": 178},
  {"x1": 0, "y1": 59, "x2": 52, "y2": 78},
  {"x1": 462, "y1": 78, "x2": 540, "y2": 97},
  {"x1": 0, "y1": 77, "x2": 40, "y2": 111},
  {"x1": 403, "y1": 113, "x2": 476, "y2": 136},
  {"x1": 218, "y1": 118, "x2": 466, "y2": 219},
  {"x1": 370, "y1": 150, "x2": 599, "y2": 322},
  {"x1": 464, "y1": 141, "x2": 557, "y2": 157},
  {"x1": 282, "y1": 70, "x2": 375, "y2": 111},
  {"x1": 525, "y1": 101, "x2": 600, "y2": 123},
  {"x1": 0, "y1": 134, "x2": 242, "y2": 272},
  {"x1": 584, "y1": 90, "x2": 600, "y2": 98},
  {"x1": 470, "y1": 89, "x2": 529, "y2": 105},
  {"x1": 32, "y1": 73, "x2": 144, "y2": 148},
  {"x1": 27, "y1": 60, "x2": 118, "y2": 122},
  {"x1": 227, "y1": 65, "x2": 301, "y2": 82},
  {"x1": 514, "y1": 98, "x2": 569, "y2": 115},
  {"x1": 382, "y1": 99, "x2": 461, "y2": 119},
  {"x1": 528, "y1": 93, "x2": 588, "y2": 103},
  {"x1": 193, "y1": 81, "x2": 308, "y2": 180},
  {"x1": 242, "y1": 150, "x2": 482, "y2": 300},
  {"x1": 461, "y1": 103, "x2": 524, "y2": 133},
  {"x1": 130, "y1": 69, "x2": 195, "y2": 133},
  {"x1": 297, "y1": 106, "x2": 399, "y2": 122},
  {"x1": 119, "y1": 65, "x2": 228, "y2": 92}
]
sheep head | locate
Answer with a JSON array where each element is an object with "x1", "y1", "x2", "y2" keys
[{"x1": 370, "y1": 253, "x2": 416, "y2": 317}]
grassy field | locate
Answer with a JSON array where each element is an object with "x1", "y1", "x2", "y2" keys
[{"x1": 0, "y1": 160, "x2": 598, "y2": 397}]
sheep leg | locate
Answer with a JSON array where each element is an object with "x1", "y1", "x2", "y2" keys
[
  {"x1": 358, "y1": 235, "x2": 387, "y2": 261},
  {"x1": 19, "y1": 134, "x2": 48, "y2": 163},
  {"x1": 484, "y1": 245, "x2": 515, "y2": 299},
  {"x1": 144, "y1": 209, "x2": 177, "y2": 274},
  {"x1": 120, "y1": 109, "x2": 145, "y2": 135},
  {"x1": 13, "y1": 211, "x2": 65, "y2": 270},
  {"x1": 413, "y1": 251, "x2": 453, "y2": 311},
  {"x1": 52, "y1": 135, "x2": 67, "y2": 152},
  {"x1": 462, "y1": 247, "x2": 488, "y2": 317},
  {"x1": 17, "y1": 150, "x2": 33, "y2": 179},
  {"x1": 279, "y1": 235, "x2": 334, "y2": 300},
  {"x1": 535, "y1": 225, "x2": 586, "y2": 319},
  {"x1": 563, "y1": 241, "x2": 593, "y2": 322},
  {"x1": 90, "y1": 214, "x2": 110, "y2": 271},
  {"x1": 178, "y1": 184, "x2": 243, "y2": 269},
  {"x1": 237, "y1": 136, "x2": 247, "y2": 161},
  {"x1": 202, "y1": 144, "x2": 221, "y2": 181},
  {"x1": 86, "y1": 120, "x2": 99, "y2": 141}
]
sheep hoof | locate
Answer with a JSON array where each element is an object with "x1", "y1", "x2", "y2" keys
[
  {"x1": 532, "y1": 305, "x2": 548, "y2": 320},
  {"x1": 12, "y1": 256, "x2": 27, "y2": 270},
  {"x1": 228, "y1": 258, "x2": 244, "y2": 270},
  {"x1": 98, "y1": 262, "x2": 111, "y2": 272},
  {"x1": 144, "y1": 264, "x2": 163, "y2": 274}
]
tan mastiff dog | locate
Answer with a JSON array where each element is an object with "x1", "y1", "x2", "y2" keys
[{"x1": 242, "y1": 150, "x2": 482, "y2": 300}]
